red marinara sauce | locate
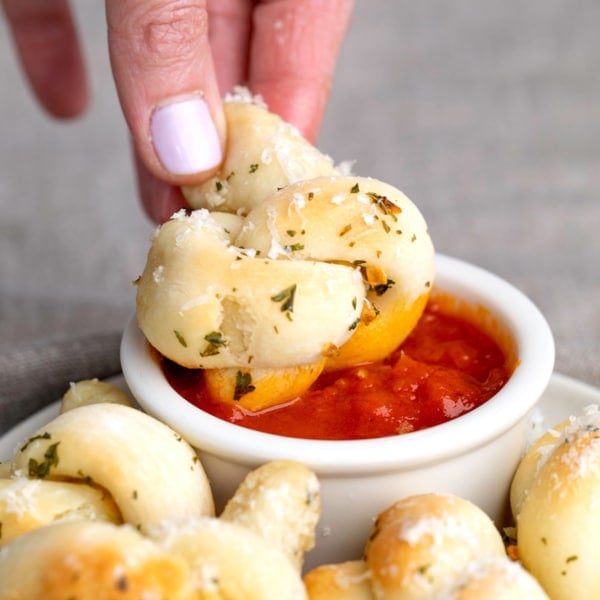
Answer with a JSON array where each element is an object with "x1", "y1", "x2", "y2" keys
[{"x1": 161, "y1": 299, "x2": 514, "y2": 440}]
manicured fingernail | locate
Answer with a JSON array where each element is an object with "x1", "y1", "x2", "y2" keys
[{"x1": 151, "y1": 96, "x2": 222, "y2": 175}]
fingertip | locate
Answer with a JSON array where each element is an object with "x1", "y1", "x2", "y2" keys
[
  {"x1": 4, "y1": 0, "x2": 90, "y2": 120},
  {"x1": 38, "y1": 57, "x2": 90, "y2": 120}
]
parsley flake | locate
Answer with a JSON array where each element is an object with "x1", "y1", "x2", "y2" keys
[
  {"x1": 201, "y1": 331, "x2": 227, "y2": 357},
  {"x1": 283, "y1": 243, "x2": 304, "y2": 253},
  {"x1": 234, "y1": 371, "x2": 256, "y2": 400},
  {"x1": 372, "y1": 278, "x2": 396, "y2": 296},
  {"x1": 20, "y1": 432, "x2": 51, "y2": 452},
  {"x1": 271, "y1": 284, "x2": 297, "y2": 318},
  {"x1": 28, "y1": 442, "x2": 60, "y2": 479},
  {"x1": 174, "y1": 330, "x2": 187, "y2": 347}
]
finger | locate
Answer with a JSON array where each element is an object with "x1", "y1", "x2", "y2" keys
[
  {"x1": 133, "y1": 151, "x2": 187, "y2": 224},
  {"x1": 207, "y1": 0, "x2": 253, "y2": 94},
  {"x1": 2, "y1": 0, "x2": 89, "y2": 119},
  {"x1": 249, "y1": 0, "x2": 354, "y2": 142},
  {"x1": 106, "y1": 0, "x2": 225, "y2": 184}
]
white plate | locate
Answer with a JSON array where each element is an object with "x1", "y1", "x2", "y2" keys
[{"x1": 1, "y1": 373, "x2": 599, "y2": 463}]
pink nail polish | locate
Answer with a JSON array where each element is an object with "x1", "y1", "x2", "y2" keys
[{"x1": 151, "y1": 97, "x2": 222, "y2": 175}]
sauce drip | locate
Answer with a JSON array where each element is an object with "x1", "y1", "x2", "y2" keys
[{"x1": 161, "y1": 301, "x2": 512, "y2": 440}]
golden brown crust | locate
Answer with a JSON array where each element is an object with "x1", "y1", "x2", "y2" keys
[
  {"x1": 0, "y1": 520, "x2": 193, "y2": 599},
  {"x1": 303, "y1": 560, "x2": 374, "y2": 600},
  {"x1": 364, "y1": 493, "x2": 506, "y2": 599}
]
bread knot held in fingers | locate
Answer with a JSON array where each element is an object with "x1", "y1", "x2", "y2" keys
[
  {"x1": 510, "y1": 404, "x2": 600, "y2": 600},
  {"x1": 137, "y1": 93, "x2": 434, "y2": 411},
  {"x1": 9, "y1": 403, "x2": 214, "y2": 532},
  {"x1": 136, "y1": 181, "x2": 433, "y2": 408}
]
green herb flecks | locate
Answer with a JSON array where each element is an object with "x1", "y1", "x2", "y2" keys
[
  {"x1": 249, "y1": 163, "x2": 259, "y2": 173},
  {"x1": 201, "y1": 331, "x2": 228, "y2": 357},
  {"x1": 174, "y1": 330, "x2": 188, "y2": 347},
  {"x1": 28, "y1": 442, "x2": 60, "y2": 479},
  {"x1": 234, "y1": 371, "x2": 256, "y2": 401},
  {"x1": 283, "y1": 243, "x2": 305, "y2": 253},
  {"x1": 271, "y1": 284, "x2": 297, "y2": 319},
  {"x1": 371, "y1": 278, "x2": 396, "y2": 296},
  {"x1": 20, "y1": 432, "x2": 51, "y2": 452}
]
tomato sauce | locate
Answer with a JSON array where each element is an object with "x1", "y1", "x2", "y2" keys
[{"x1": 161, "y1": 300, "x2": 513, "y2": 440}]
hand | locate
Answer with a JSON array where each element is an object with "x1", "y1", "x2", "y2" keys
[{"x1": 3, "y1": 0, "x2": 354, "y2": 223}]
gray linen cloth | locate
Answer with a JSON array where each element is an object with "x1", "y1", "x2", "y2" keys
[{"x1": 0, "y1": 333, "x2": 121, "y2": 434}]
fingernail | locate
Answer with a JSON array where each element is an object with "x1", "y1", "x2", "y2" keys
[{"x1": 151, "y1": 96, "x2": 222, "y2": 175}]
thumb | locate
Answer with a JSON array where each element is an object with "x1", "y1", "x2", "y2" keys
[{"x1": 106, "y1": 0, "x2": 224, "y2": 184}]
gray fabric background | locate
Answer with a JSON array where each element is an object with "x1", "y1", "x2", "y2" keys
[{"x1": 1, "y1": 1, "x2": 599, "y2": 433}]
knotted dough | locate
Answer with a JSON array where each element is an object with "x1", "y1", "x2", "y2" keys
[
  {"x1": 235, "y1": 175, "x2": 434, "y2": 369},
  {"x1": 5, "y1": 402, "x2": 214, "y2": 535},
  {"x1": 510, "y1": 404, "x2": 600, "y2": 600},
  {"x1": 220, "y1": 460, "x2": 320, "y2": 571},
  {"x1": 136, "y1": 207, "x2": 365, "y2": 371},
  {"x1": 303, "y1": 493, "x2": 548, "y2": 600},
  {"x1": 0, "y1": 385, "x2": 316, "y2": 598},
  {"x1": 136, "y1": 96, "x2": 435, "y2": 410}
]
